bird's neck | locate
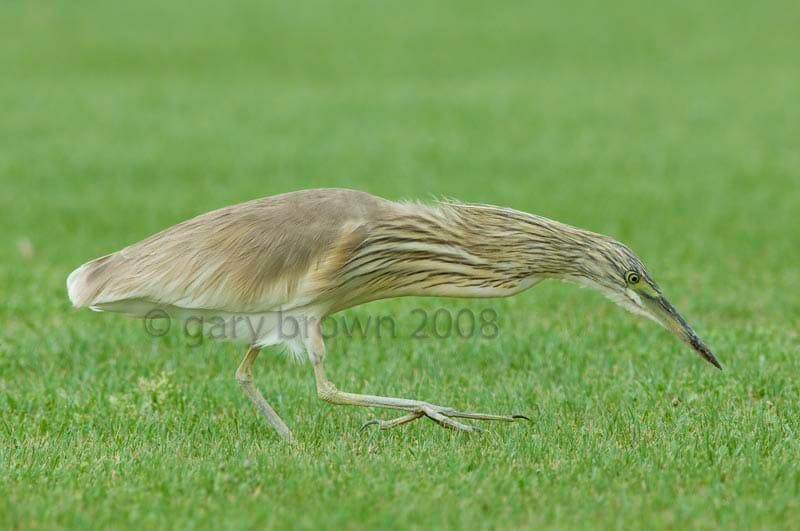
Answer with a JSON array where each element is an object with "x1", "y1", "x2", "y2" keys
[
  {"x1": 330, "y1": 201, "x2": 593, "y2": 307},
  {"x1": 434, "y1": 202, "x2": 595, "y2": 279}
]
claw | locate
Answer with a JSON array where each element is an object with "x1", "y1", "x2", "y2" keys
[
  {"x1": 360, "y1": 419, "x2": 380, "y2": 432},
  {"x1": 512, "y1": 414, "x2": 532, "y2": 422}
]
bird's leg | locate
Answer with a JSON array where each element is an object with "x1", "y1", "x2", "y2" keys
[
  {"x1": 235, "y1": 346, "x2": 294, "y2": 442},
  {"x1": 305, "y1": 320, "x2": 528, "y2": 433}
]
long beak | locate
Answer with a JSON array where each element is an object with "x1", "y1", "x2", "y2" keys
[{"x1": 644, "y1": 295, "x2": 722, "y2": 370}]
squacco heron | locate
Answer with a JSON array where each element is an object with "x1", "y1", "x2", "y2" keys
[{"x1": 67, "y1": 188, "x2": 720, "y2": 441}]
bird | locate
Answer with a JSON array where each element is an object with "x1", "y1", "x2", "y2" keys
[{"x1": 67, "y1": 188, "x2": 720, "y2": 442}]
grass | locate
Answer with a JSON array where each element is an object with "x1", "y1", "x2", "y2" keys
[{"x1": 1, "y1": 0, "x2": 799, "y2": 529}]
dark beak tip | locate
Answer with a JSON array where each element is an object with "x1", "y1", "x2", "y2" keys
[
  {"x1": 689, "y1": 335, "x2": 722, "y2": 370},
  {"x1": 689, "y1": 331, "x2": 722, "y2": 370},
  {"x1": 655, "y1": 297, "x2": 721, "y2": 371}
]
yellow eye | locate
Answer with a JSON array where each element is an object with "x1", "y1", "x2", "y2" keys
[{"x1": 625, "y1": 271, "x2": 641, "y2": 285}]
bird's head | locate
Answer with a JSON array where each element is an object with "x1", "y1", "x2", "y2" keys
[{"x1": 568, "y1": 236, "x2": 721, "y2": 369}]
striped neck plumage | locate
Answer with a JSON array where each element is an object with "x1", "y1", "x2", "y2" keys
[{"x1": 330, "y1": 201, "x2": 598, "y2": 306}]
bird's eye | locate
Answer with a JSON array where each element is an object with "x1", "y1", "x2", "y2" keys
[{"x1": 625, "y1": 271, "x2": 640, "y2": 285}]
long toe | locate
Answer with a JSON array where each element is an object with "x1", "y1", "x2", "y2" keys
[
  {"x1": 435, "y1": 406, "x2": 528, "y2": 423},
  {"x1": 420, "y1": 405, "x2": 481, "y2": 432},
  {"x1": 361, "y1": 405, "x2": 530, "y2": 433},
  {"x1": 360, "y1": 411, "x2": 424, "y2": 431}
]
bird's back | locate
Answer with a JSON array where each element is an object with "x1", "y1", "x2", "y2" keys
[{"x1": 67, "y1": 189, "x2": 390, "y2": 315}]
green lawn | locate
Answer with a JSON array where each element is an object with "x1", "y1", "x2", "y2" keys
[{"x1": 2, "y1": 1, "x2": 799, "y2": 529}]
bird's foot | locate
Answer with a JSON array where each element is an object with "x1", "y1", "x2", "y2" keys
[{"x1": 360, "y1": 404, "x2": 530, "y2": 433}]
